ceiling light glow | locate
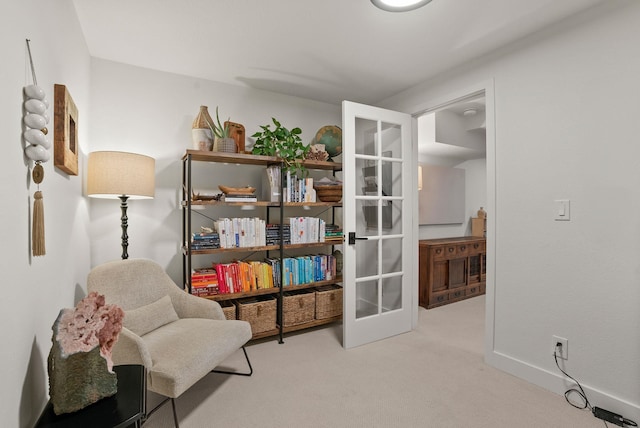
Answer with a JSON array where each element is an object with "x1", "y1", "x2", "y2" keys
[{"x1": 371, "y1": 0, "x2": 433, "y2": 12}]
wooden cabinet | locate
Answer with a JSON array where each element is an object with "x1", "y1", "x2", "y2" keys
[{"x1": 419, "y1": 236, "x2": 486, "y2": 309}]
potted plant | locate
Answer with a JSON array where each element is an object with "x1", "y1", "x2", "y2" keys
[
  {"x1": 205, "y1": 107, "x2": 236, "y2": 153},
  {"x1": 251, "y1": 117, "x2": 310, "y2": 174}
]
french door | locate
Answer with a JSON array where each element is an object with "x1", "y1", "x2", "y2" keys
[{"x1": 342, "y1": 101, "x2": 415, "y2": 349}]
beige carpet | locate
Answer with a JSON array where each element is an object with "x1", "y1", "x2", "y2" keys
[{"x1": 144, "y1": 296, "x2": 601, "y2": 427}]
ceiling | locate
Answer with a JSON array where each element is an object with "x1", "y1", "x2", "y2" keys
[
  {"x1": 72, "y1": 0, "x2": 607, "y2": 106},
  {"x1": 418, "y1": 94, "x2": 487, "y2": 164}
]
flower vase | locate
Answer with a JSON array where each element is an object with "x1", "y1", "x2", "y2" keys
[{"x1": 191, "y1": 106, "x2": 214, "y2": 151}]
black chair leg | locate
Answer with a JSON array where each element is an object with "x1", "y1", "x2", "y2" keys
[
  {"x1": 212, "y1": 346, "x2": 253, "y2": 377},
  {"x1": 144, "y1": 396, "x2": 179, "y2": 428},
  {"x1": 171, "y1": 398, "x2": 179, "y2": 428}
]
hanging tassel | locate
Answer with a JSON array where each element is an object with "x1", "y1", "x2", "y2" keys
[{"x1": 32, "y1": 190, "x2": 45, "y2": 256}]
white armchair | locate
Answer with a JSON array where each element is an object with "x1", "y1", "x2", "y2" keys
[{"x1": 87, "y1": 258, "x2": 252, "y2": 427}]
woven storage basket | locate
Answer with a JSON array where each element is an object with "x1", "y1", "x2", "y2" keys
[
  {"x1": 219, "y1": 300, "x2": 236, "y2": 320},
  {"x1": 315, "y1": 285, "x2": 343, "y2": 319},
  {"x1": 282, "y1": 290, "x2": 316, "y2": 327},
  {"x1": 237, "y1": 296, "x2": 276, "y2": 334},
  {"x1": 313, "y1": 184, "x2": 342, "y2": 202}
]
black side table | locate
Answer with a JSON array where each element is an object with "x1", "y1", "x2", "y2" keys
[{"x1": 35, "y1": 364, "x2": 146, "y2": 428}]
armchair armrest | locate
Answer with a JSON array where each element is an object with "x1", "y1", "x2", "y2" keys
[
  {"x1": 169, "y1": 288, "x2": 226, "y2": 320},
  {"x1": 112, "y1": 327, "x2": 153, "y2": 368}
]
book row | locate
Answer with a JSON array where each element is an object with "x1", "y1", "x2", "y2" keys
[
  {"x1": 213, "y1": 217, "x2": 266, "y2": 248},
  {"x1": 190, "y1": 253, "x2": 338, "y2": 297},
  {"x1": 284, "y1": 171, "x2": 316, "y2": 203},
  {"x1": 190, "y1": 217, "x2": 335, "y2": 250}
]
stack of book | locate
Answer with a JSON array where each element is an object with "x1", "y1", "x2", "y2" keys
[
  {"x1": 190, "y1": 267, "x2": 219, "y2": 297},
  {"x1": 324, "y1": 224, "x2": 343, "y2": 242},
  {"x1": 223, "y1": 193, "x2": 258, "y2": 203},
  {"x1": 213, "y1": 260, "x2": 278, "y2": 294},
  {"x1": 288, "y1": 217, "x2": 326, "y2": 244},
  {"x1": 213, "y1": 217, "x2": 266, "y2": 248},
  {"x1": 265, "y1": 223, "x2": 291, "y2": 246},
  {"x1": 190, "y1": 231, "x2": 220, "y2": 250},
  {"x1": 285, "y1": 172, "x2": 316, "y2": 203}
]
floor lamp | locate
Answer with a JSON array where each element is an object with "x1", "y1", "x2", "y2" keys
[{"x1": 87, "y1": 151, "x2": 155, "y2": 259}]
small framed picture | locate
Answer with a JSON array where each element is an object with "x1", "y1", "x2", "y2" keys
[{"x1": 54, "y1": 84, "x2": 78, "y2": 175}]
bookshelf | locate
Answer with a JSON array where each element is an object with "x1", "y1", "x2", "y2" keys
[{"x1": 181, "y1": 150, "x2": 343, "y2": 342}]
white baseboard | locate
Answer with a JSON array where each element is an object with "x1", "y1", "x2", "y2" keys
[{"x1": 485, "y1": 350, "x2": 640, "y2": 423}]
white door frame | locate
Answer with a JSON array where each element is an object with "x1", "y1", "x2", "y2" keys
[{"x1": 406, "y1": 79, "x2": 496, "y2": 361}]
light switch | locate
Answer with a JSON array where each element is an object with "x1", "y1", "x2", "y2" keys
[{"x1": 554, "y1": 199, "x2": 570, "y2": 221}]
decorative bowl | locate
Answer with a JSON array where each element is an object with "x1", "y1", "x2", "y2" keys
[
  {"x1": 313, "y1": 184, "x2": 342, "y2": 202},
  {"x1": 218, "y1": 185, "x2": 256, "y2": 195}
]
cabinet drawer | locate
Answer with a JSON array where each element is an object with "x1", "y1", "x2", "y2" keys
[
  {"x1": 449, "y1": 288, "x2": 465, "y2": 301},
  {"x1": 431, "y1": 244, "x2": 460, "y2": 260},
  {"x1": 430, "y1": 292, "x2": 449, "y2": 306},
  {"x1": 431, "y1": 245, "x2": 447, "y2": 260},
  {"x1": 456, "y1": 243, "x2": 469, "y2": 257},
  {"x1": 444, "y1": 245, "x2": 458, "y2": 259},
  {"x1": 467, "y1": 285, "x2": 480, "y2": 297},
  {"x1": 469, "y1": 241, "x2": 485, "y2": 255}
]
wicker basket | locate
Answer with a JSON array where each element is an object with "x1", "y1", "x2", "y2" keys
[
  {"x1": 237, "y1": 296, "x2": 277, "y2": 334},
  {"x1": 282, "y1": 290, "x2": 316, "y2": 327},
  {"x1": 315, "y1": 285, "x2": 343, "y2": 319},
  {"x1": 313, "y1": 184, "x2": 342, "y2": 202},
  {"x1": 219, "y1": 300, "x2": 236, "y2": 320}
]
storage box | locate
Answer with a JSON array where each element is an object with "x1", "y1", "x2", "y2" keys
[
  {"x1": 315, "y1": 285, "x2": 343, "y2": 319},
  {"x1": 219, "y1": 300, "x2": 236, "y2": 320},
  {"x1": 282, "y1": 290, "x2": 316, "y2": 327},
  {"x1": 237, "y1": 296, "x2": 277, "y2": 334}
]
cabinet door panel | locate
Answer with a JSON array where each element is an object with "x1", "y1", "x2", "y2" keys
[
  {"x1": 432, "y1": 260, "x2": 448, "y2": 291},
  {"x1": 448, "y1": 258, "x2": 467, "y2": 288},
  {"x1": 468, "y1": 255, "x2": 481, "y2": 284}
]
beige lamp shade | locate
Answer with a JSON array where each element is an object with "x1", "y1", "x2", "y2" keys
[{"x1": 87, "y1": 151, "x2": 155, "y2": 199}]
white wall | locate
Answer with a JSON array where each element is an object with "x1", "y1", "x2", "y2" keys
[
  {"x1": 418, "y1": 159, "x2": 486, "y2": 239},
  {"x1": 382, "y1": 1, "x2": 640, "y2": 419},
  {"x1": 88, "y1": 59, "x2": 341, "y2": 284},
  {"x1": 0, "y1": 1, "x2": 92, "y2": 426}
]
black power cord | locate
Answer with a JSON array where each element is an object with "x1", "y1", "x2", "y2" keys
[{"x1": 553, "y1": 344, "x2": 637, "y2": 427}]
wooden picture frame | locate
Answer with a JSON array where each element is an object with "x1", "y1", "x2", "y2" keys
[{"x1": 54, "y1": 84, "x2": 78, "y2": 175}]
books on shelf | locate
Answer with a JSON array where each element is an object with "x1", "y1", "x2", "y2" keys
[
  {"x1": 190, "y1": 267, "x2": 220, "y2": 297},
  {"x1": 223, "y1": 194, "x2": 258, "y2": 203},
  {"x1": 193, "y1": 253, "x2": 336, "y2": 297},
  {"x1": 210, "y1": 260, "x2": 276, "y2": 295},
  {"x1": 213, "y1": 217, "x2": 266, "y2": 248},
  {"x1": 190, "y1": 231, "x2": 220, "y2": 250},
  {"x1": 282, "y1": 254, "x2": 336, "y2": 287},
  {"x1": 288, "y1": 217, "x2": 326, "y2": 244},
  {"x1": 324, "y1": 224, "x2": 343, "y2": 242},
  {"x1": 285, "y1": 172, "x2": 316, "y2": 203},
  {"x1": 265, "y1": 223, "x2": 291, "y2": 246}
]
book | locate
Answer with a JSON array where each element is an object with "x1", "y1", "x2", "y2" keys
[{"x1": 224, "y1": 195, "x2": 258, "y2": 203}]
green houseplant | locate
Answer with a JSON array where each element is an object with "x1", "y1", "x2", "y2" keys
[{"x1": 251, "y1": 118, "x2": 310, "y2": 174}]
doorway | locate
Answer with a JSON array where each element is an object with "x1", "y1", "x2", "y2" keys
[{"x1": 410, "y1": 81, "x2": 495, "y2": 360}]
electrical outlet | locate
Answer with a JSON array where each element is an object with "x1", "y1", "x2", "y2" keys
[{"x1": 553, "y1": 335, "x2": 568, "y2": 360}]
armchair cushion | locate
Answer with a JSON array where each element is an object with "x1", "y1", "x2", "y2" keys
[{"x1": 124, "y1": 295, "x2": 179, "y2": 336}]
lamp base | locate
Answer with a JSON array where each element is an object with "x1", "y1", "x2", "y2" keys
[{"x1": 119, "y1": 196, "x2": 129, "y2": 260}]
